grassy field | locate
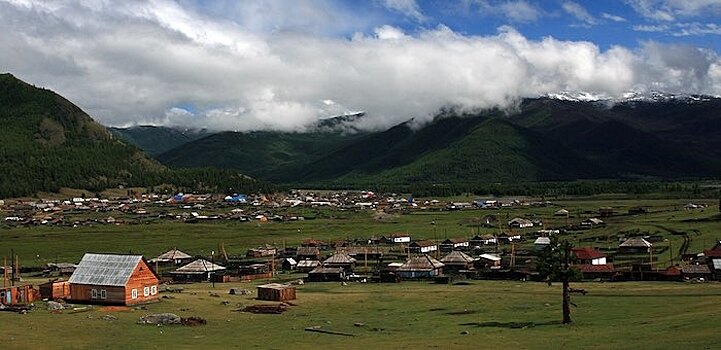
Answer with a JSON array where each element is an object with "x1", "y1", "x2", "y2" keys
[
  {"x1": 1, "y1": 196, "x2": 721, "y2": 349},
  {"x1": 2, "y1": 280, "x2": 721, "y2": 349}
]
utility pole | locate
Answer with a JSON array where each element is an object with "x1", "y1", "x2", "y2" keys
[{"x1": 11, "y1": 248, "x2": 15, "y2": 286}]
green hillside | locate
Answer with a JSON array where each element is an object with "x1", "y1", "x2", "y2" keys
[
  {"x1": 158, "y1": 130, "x2": 365, "y2": 181},
  {"x1": 156, "y1": 96, "x2": 721, "y2": 190},
  {"x1": 0, "y1": 73, "x2": 272, "y2": 197},
  {"x1": 109, "y1": 125, "x2": 211, "y2": 156}
]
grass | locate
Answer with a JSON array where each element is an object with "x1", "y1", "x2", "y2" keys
[
  {"x1": 2, "y1": 280, "x2": 721, "y2": 349},
  {"x1": 1, "y1": 197, "x2": 720, "y2": 268},
  {"x1": 1, "y1": 196, "x2": 721, "y2": 348}
]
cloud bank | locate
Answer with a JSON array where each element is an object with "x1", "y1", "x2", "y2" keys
[{"x1": 1, "y1": 0, "x2": 720, "y2": 132}]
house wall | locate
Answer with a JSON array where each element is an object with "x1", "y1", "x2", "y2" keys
[
  {"x1": 70, "y1": 285, "x2": 126, "y2": 304},
  {"x1": 124, "y1": 259, "x2": 160, "y2": 305}
]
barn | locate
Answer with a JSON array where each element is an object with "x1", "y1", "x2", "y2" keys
[
  {"x1": 68, "y1": 253, "x2": 159, "y2": 306},
  {"x1": 257, "y1": 283, "x2": 296, "y2": 302}
]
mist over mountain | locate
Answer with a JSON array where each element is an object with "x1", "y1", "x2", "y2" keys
[{"x1": 149, "y1": 95, "x2": 721, "y2": 187}]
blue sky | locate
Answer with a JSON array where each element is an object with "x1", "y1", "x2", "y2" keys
[{"x1": 1, "y1": 0, "x2": 720, "y2": 131}]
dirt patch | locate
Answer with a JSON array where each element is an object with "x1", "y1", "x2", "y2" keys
[
  {"x1": 101, "y1": 306, "x2": 130, "y2": 312},
  {"x1": 239, "y1": 303, "x2": 290, "y2": 314},
  {"x1": 460, "y1": 321, "x2": 562, "y2": 329}
]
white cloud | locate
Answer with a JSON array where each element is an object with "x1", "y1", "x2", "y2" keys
[
  {"x1": 626, "y1": 0, "x2": 721, "y2": 21},
  {"x1": 470, "y1": 0, "x2": 544, "y2": 23},
  {"x1": 633, "y1": 24, "x2": 670, "y2": 32},
  {"x1": 602, "y1": 12, "x2": 627, "y2": 22},
  {"x1": 381, "y1": 0, "x2": 427, "y2": 22},
  {"x1": 1, "y1": 0, "x2": 720, "y2": 132},
  {"x1": 562, "y1": 1, "x2": 597, "y2": 26}
]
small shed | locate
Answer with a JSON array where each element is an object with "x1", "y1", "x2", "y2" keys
[
  {"x1": 39, "y1": 280, "x2": 71, "y2": 300},
  {"x1": 282, "y1": 258, "x2": 298, "y2": 271},
  {"x1": 554, "y1": 209, "x2": 569, "y2": 216},
  {"x1": 170, "y1": 259, "x2": 226, "y2": 282},
  {"x1": 257, "y1": 283, "x2": 296, "y2": 302}
]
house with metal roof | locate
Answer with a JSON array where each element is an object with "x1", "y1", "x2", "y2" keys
[
  {"x1": 149, "y1": 248, "x2": 193, "y2": 265},
  {"x1": 397, "y1": 255, "x2": 444, "y2": 279},
  {"x1": 68, "y1": 253, "x2": 159, "y2": 306},
  {"x1": 169, "y1": 259, "x2": 226, "y2": 282}
]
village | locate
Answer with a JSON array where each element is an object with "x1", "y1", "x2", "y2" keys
[{"x1": 1, "y1": 191, "x2": 721, "y2": 348}]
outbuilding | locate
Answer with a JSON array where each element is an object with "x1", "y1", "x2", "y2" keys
[
  {"x1": 257, "y1": 283, "x2": 296, "y2": 302},
  {"x1": 68, "y1": 253, "x2": 159, "y2": 306}
]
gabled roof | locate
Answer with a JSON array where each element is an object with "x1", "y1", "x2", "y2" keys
[
  {"x1": 620, "y1": 237, "x2": 652, "y2": 248},
  {"x1": 68, "y1": 253, "x2": 144, "y2": 287},
  {"x1": 534, "y1": 237, "x2": 551, "y2": 245},
  {"x1": 572, "y1": 247, "x2": 606, "y2": 260},
  {"x1": 172, "y1": 259, "x2": 225, "y2": 274},
  {"x1": 297, "y1": 247, "x2": 320, "y2": 256},
  {"x1": 151, "y1": 248, "x2": 192, "y2": 262},
  {"x1": 554, "y1": 209, "x2": 569, "y2": 215},
  {"x1": 410, "y1": 240, "x2": 436, "y2": 247},
  {"x1": 479, "y1": 253, "x2": 501, "y2": 261},
  {"x1": 442, "y1": 238, "x2": 467, "y2": 244},
  {"x1": 398, "y1": 255, "x2": 444, "y2": 271},
  {"x1": 308, "y1": 267, "x2": 344, "y2": 274},
  {"x1": 297, "y1": 260, "x2": 321, "y2": 268},
  {"x1": 323, "y1": 253, "x2": 357, "y2": 265},
  {"x1": 440, "y1": 251, "x2": 474, "y2": 265}
]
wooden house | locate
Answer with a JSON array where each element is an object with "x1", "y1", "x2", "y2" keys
[
  {"x1": 281, "y1": 258, "x2": 297, "y2": 271},
  {"x1": 169, "y1": 259, "x2": 226, "y2": 282},
  {"x1": 397, "y1": 255, "x2": 444, "y2": 279},
  {"x1": 307, "y1": 267, "x2": 345, "y2": 282},
  {"x1": 409, "y1": 240, "x2": 438, "y2": 254},
  {"x1": 149, "y1": 248, "x2": 193, "y2": 268},
  {"x1": 337, "y1": 247, "x2": 385, "y2": 261},
  {"x1": 440, "y1": 238, "x2": 469, "y2": 252},
  {"x1": 508, "y1": 218, "x2": 533, "y2": 229},
  {"x1": 439, "y1": 251, "x2": 474, "y2": 273},
  {"x1": 380, "y1": 233, "x2": 411, "y2": 244},
  {"x1": 68, "y1": 253, "x2": 159, "y2": 306},
  {"x1": 682, "y1": 264, "x2": 712, "y2": 280},
  {"x1": 475, "y1": 253, "x2": 502, "y2": 269},
  {"x1": 296, "y1": 247, "x2": 321, "y2": 261},
  {"x1": 470, "y1": 234, "x2": 496, "y2": 246},
  {"x1": 322, "y1": 253, "x2": 357, "y2": 270},
  {"x1": 39, "y1": 280, "x2": 70, "y2": 300},
  {"x1": 257, "y1": 283, "x2": 296, "y2": 302},
  {"x1": 619, "y1": 237, "x2": 653, "y2": 254}
]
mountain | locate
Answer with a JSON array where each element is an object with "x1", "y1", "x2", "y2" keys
[
  {"x1": 158, "y1": 96, "x2": 721, "y2": 187},
  {"x1": 0, "y1": 73, "x2": 271, "y2": 198},
  {"x1": 158, "y1": 130, "x2": 365, "y2": 181},
  {"x1": 109, "y1": 125, "x2": 211, "y2": 156}
]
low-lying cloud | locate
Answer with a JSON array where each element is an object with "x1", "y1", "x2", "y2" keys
[{"x1": 1, "y1": 0, "x2": 720, "y2": 132}]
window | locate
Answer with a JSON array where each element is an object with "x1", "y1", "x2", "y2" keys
[
  {"x1": 131, "y1": 289, "x2": 138, "y2": 299},
  {"x1": 91, "y1": 289, "x2": 98, "y2": 299},
  {"x1": 150, "y1": 285, "x2": 157, "y2": 295},
  {"x1": 100, "y1": 289, "x2": 107, "y2": 300},
  {"x1": 143, "y1": 287, "x2": 150, "y2": 297}
]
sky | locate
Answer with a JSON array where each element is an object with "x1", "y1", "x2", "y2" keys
[{"x1": 1, "y1": 0, "x2": 721, "y2": 131}]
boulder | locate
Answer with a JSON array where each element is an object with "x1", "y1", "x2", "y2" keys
[{"x1": 137, "y1": 313, "x2": 182, "y2": 325}]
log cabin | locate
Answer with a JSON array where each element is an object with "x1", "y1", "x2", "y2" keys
[{"x1": 68, "y1": 253, "x2": 159, "y2": 306}]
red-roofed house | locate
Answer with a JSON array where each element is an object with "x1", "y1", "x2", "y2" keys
[{"x1": 572, "y1": 247, "x2": 615, "y2": 279}]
